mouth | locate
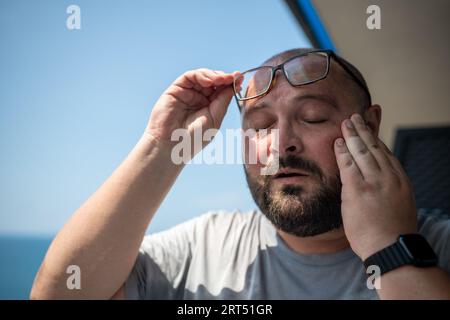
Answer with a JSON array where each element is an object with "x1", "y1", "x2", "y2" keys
[{"x1": 272, "y1": 169, "x2": 309, "y2": 183}]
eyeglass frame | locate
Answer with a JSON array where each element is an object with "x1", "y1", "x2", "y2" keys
[{"x1": 233, "y1": 49, "x2": 372, "y2": 108}]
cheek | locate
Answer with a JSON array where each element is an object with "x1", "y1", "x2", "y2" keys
[
  {"x1": 303, "y1": 129, "x2": 342, "y2": 177},
  {"x1": 244, "y1": 133, "x2": 275, "y2": 167}
]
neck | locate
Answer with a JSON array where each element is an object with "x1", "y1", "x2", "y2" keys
[{"x1": 277, "y1": 227, "x2": 350, "y2": 254}]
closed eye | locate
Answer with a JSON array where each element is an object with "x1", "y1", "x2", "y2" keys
[
  {"x1": 253, "y1": 122, "x2": 276, "y2": 132},
  {"x1": 304, "y1": 119, "x2": 327, "y2": 124},
  {"x1": 255, "y1": 125, "x2": 272, "y2": 132}
]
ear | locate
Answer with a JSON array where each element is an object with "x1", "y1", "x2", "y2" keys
[{"x1": 363, "y1": 104, "x2": 382, "y2": 136}]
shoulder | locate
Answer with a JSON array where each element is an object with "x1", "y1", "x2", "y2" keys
[
  {"x1": 417, "y1": 209, "x2": 450, "y2": 271},
  {"x1": 418, "y1": 209, "x2": 450, "y2": 247}
]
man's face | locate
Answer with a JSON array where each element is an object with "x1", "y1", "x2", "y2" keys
[{"x1": 242, "y1": 57, "x2": 363, "y2": 237}]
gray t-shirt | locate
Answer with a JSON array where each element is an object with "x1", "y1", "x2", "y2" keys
[{"x1": 125, "y1": 210, "x2": 450, "y2": 299}]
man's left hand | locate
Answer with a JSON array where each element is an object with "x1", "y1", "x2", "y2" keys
[{"x1": 334, "y1": 113, "x2": 418, "y2": 260}]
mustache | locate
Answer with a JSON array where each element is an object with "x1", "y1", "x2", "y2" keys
[{"x1": 273, "y1": 155, "x2": 324, "y2": 180}]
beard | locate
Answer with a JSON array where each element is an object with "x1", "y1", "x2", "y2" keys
[{"x1": 245, "y1": 154, "x2": 343, "y2": 237}]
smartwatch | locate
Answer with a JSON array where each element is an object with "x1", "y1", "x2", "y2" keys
[{"x1": 363, "y1": 234, "x2": 438, "y2": 276}]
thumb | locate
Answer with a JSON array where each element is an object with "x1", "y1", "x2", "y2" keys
[{"x1": 209, "y1": 85, "x2": 234, "y2": 128}]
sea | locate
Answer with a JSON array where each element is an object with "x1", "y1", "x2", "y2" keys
[{"x1": 0, "y1": 235, "x2": 53, "y2": 299}]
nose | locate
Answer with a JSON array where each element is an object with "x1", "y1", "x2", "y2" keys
[{"x1": 277, "y1": 121, "x2": 304, "y2": 157}]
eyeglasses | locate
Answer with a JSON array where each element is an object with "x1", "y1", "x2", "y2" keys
[{"x1": 233, "y1": 49, "x2": 371, "y2": 107}]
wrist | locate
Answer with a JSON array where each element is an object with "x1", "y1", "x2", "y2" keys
[
  {"x1": 139, "y1": 131, "x2": 185, "y2": 173},
  {"x1": 356, "y1": 234, "x2": 401, "y2": 261},
  {"x1": 362, "y1": 234, "x2": 438, "y2": 277},
  {"x1": 354, "y1": 227, "x2": 418, "y2": 261}
]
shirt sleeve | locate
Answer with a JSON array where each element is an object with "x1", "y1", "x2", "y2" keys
[
  {"x1": 124, "y1": 215, "x2": 202, "y2": 300},
  {"x1": 418, "y1": 211, "x2": 450, "y2": 274}
]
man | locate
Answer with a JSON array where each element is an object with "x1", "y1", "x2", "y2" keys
[{"x1": 31, "y1": 48, "x2": 450, "y2": 299}]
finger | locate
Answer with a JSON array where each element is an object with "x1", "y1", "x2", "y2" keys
[
  {"x1": 209, "y1": 85, "x2": 233, "y2": 128},
  {"x1": 334, "y1": 137, "x2": 363, "y2": 186},
  {"x1": 176, "y1": 70, "x2": 212, "y2": 88},
  {"x1": 186, "y1": 79, "x2": 214, "y2": 97},
  {"x1": 205, "y1": 70, "x2": 238, "y2": 98},
  {"x1": 199, "y1": 86, "x2": 215, "y2": 97},
  {"x1": 342, "y1": 118, "x2": 380, "y2": 178},
  {"x1": 195, "y1": 69, "x2": 234, "y2": 87},
  {"x1": 165, "y1": 84, "x2": 211, "y2": 109},
  {"x1": 169, "y1": 69, "x2": 234, "y2": 109},
  {"x1": 233, "y1": 72, "x2": 244, "y2": 93},
  {"x1": 212, "y1": 70, "x2": 227, "y2": 77},
  {"x1": 377, "y1": 138, "x2": 409, "y2": 179},
  {"x1": 173, "y1": 69, "x2": 232, "y2": 91},
  {"x1": 350, "y1": 113, "x2": 392, "y2": 170}
]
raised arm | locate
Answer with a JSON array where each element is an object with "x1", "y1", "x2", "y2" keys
[{"x1": 30, "y1": 69, "x2": 237, "y2": 299}]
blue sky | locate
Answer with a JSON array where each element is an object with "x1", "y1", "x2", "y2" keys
[{"x1": 0, "y1": 0, "x2": 311, "y2": 236}]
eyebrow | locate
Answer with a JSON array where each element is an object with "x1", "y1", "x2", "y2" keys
[{"x1": 242, "y1": 93, "x2": 338, "y2": 117}]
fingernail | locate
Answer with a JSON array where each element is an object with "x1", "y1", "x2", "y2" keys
[
  {"x1": 345, "y1": 119, "x2": 354, "y2": 129},
  {"x1": 336, "y1": 138, "x2": 344, "y2": 146},
  {"x1": 353, "y1": 113, "x2": 364, "y2": 124}
]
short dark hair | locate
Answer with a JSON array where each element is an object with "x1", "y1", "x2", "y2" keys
[{"x1": 262, "y1": 48, "x2": 371, "y2": 110}]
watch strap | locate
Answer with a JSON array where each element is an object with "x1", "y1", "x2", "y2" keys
[{"x1": 363, "y1": 241, "x2": 413, "y2": 275}]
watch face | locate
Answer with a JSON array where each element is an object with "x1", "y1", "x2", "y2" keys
[{"x1": 399, "y1": 234, "x2": 438, "y2": 266}]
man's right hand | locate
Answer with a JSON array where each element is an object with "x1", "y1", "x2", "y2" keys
[{"x1": 145, "y1": 69, "x2": 238, "y2": 152}]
